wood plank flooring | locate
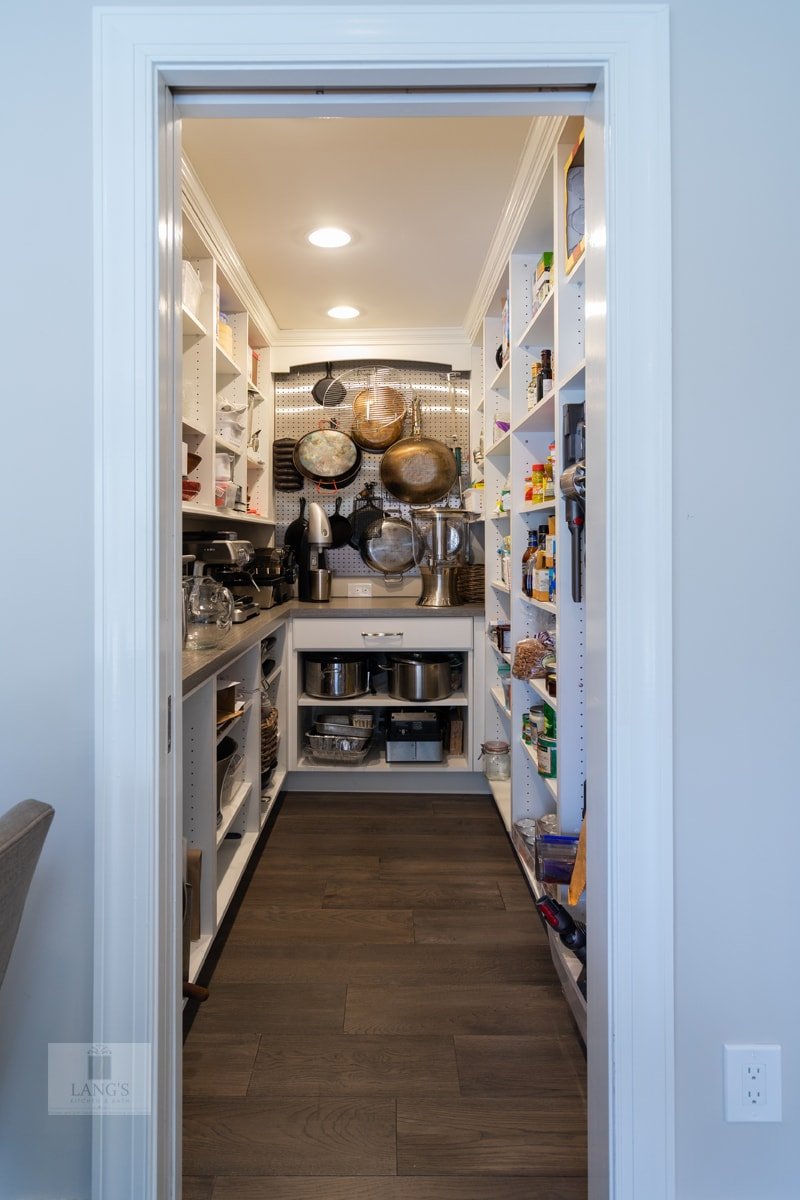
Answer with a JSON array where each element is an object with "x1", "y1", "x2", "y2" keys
[{"x1": 183, "y1": 791, "x2": 586, "y2": 1197}]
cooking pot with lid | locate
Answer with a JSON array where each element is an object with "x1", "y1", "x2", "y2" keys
[
  {"x1": 304, "y1": 652, "x2": 371, "y2": 699},
  {"x1": 383, "y1": 652, "x2": 460, "y2": 702}
]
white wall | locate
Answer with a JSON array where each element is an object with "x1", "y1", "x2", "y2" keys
[{"x1": 1, "y1": 1, "x2": 799, "y2": 1197}]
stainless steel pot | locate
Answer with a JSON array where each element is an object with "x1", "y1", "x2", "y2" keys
[
  {"x1": 384, "y1": 652, "x2": 457, "y2": 702},
  {"x1": 304, "y1": 652, "x2": 370, "y2": 698}
]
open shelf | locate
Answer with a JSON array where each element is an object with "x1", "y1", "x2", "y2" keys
[
  {"x1": 519, "y1": 499, "x2": 556, "y2": 515},
  {"x1": 488, "y1": 640, "x2": 512, "y2": 665},
  {"x1": 216, "y1": 698, "x2": 253, "y2": 744},
  {"x1": 187, "y1": 932, "x2": 214, "y2": 985},
  {"x1": 490, "y1": 685, "x2": 511, "y2": 718},
  {"x1": 216, "y1": 435, "x2": 244, "y2": 456},
  {"x1": 181, "y1": 503, "x2": 273, "y2": 525},
  {"x1": 512, "y1": 391, "x2": 555, "y2": 435},
  {"x1": 486, "y1": 431, "x2": 511, "y2": 458},
  {"x1": 489, "y1": 359, "x2": 510, "y2": 395},
  {"x1": 182, "y1": 306, "x2": 207, "y2": 338},
  {"x1": 488, "y1": 777, "x2": 511, "y2": 831},
  {"x1": 215, "y1": 342, "x2": 241, "y2": 377},
  {"x1": 558, "y1": 358, "x2": 586, "y2": 392},
  {"x1": 181, "y1": 415, "x2": 208, "y2": 438},
  {"x1": 491, "y1": 579, "x2": 510, "y2": 593},
  {"x1": 297, "y1": 685, "x2": 468, "y2": 708},
  {"x1": 517, "y1": 286, "x2": 554, "y2": 350},
  {"x1": 527, "y1": 676, "x2": 556, "y2": 708},
  {"x1": 565, "y1": 249, "x2": 585, "y2": 285},
  {"x1": 216, "y1": 830, "x2": 260, "y2": 919},
  {"x1": 216, "y1": 780, "x2": 252, "y2": 847},
  {"x1": 295, "y1": 748, "x2": 470, "y2": 773},
  {"x1": 520, "y1": 593, "x2": 556, "y2": 615}
]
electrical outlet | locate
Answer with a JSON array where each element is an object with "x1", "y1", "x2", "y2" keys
[
  {"x1": 724, "y1": 1044, "x2": 782, "y2": 1122},
  {"x1": 347, "y1": 582, "x2": 372, "y2": 597}
]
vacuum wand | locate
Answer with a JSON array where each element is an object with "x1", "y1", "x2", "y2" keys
[{"x1": 560, "y1": 460, "x2": 586, "y2": 602}]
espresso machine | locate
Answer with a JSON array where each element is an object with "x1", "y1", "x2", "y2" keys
[
  {"x1": 297, "y1": 501, "x2": 333, "y2": 602},
  {"x1": 182, "y1": 530, "x2": 260, "y2": 622},
  {"x1": 410, "y1": 507, "x2": 473, "y2": 607}
]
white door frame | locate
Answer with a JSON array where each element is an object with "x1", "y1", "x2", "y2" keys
[{"x1": 93, "y1": 6, "x2": 673, "y2": 1198}]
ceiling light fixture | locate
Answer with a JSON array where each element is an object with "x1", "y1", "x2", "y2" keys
[
  {"x1": 327, "y1": 305, "x2": 360, "y2": 320},
  {"x1": 307, "y1": 227, "x2": 351, "y2": 248}
]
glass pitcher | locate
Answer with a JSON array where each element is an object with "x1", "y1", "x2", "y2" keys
[{"x1": 185, "y1": 570, "x2": 233, "y2": 650}]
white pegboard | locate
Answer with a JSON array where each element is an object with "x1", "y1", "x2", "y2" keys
[{"x1": 273, "y1": 362, "x2": 471, "y2": 575}]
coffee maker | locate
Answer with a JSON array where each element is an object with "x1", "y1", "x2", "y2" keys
[
  {"x1": 297, "y1": 502, "x2": 333, "y2": 602},
  {"x1": 182, "y1": 531, "x2": 260, "y2": 622}
]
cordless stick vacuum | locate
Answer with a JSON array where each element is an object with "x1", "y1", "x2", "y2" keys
[
  {"x1": 534, "y1": 894, "x2": 587, "y2": 999},
  {"x1": 560, "y1": 404, "x2": 586, "y2": 602}
]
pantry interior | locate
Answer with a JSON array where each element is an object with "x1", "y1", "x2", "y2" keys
[{"x1": 178, "y1": 107, "x2": 593, "y2": 1057}]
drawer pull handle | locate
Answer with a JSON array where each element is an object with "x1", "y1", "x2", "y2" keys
[{"x1": 361, "y1": 631, "x2": 403, "y2": 638}]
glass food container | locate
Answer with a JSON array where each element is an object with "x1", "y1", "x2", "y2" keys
[{"x1": 480, "y1": 740, "x2": 511, "y2": 780}]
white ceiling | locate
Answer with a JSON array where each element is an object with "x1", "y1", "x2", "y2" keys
[{"x1": 181, "y1": 116, "x2": 535, "y2": 333}]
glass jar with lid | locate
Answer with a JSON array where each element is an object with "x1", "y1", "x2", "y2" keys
[{"x1": 480, "y1": 740, "x2": 511, "y2": 780}]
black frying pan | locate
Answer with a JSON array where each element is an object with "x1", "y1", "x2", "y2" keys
[
  {"x1": 284, "y1": 498, "x2": 307, "y2": 552},
  {"x1": 311, "y1": 362, "x2": 345, "y2": 407},
  {"x1": 328, "y1": 496, "x2": 352, "y2": 548}
]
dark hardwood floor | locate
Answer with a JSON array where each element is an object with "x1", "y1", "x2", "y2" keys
[{"x1": 183, "y1": 791, "x2": 587, "y2": 1199}]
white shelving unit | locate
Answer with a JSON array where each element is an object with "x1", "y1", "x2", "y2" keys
[
  {"x1": 180, "y1": 201, "x2": 275, "y2": 536},
  {"x1": 475, "y1": 117, "x2": 587, "y2": 1032}
]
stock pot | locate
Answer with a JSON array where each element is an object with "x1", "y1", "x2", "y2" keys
[
  {"x1": 384, "y1": 652, "x2": 458, "y2": 702},
  {"x1": 304, "y1": 652, "x2": 370, "y2": 699}
]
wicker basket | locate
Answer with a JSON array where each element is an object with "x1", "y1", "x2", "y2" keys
[
  {"x1": 457, "y1": 562, "x2": 485, "y2": 603},
  {"x1": 261, "y1": 706, "x2": 279, "y2": 768}
]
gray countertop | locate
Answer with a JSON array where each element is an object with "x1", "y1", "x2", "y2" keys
[{"x1": 182, "y1": 598, "x2": 484, "y2": 693}]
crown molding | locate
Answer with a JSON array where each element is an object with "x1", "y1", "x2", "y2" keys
[
  {"x1": 463, "y1": 114, "x2": 566, "y2": 344},
  {"x1": 181, "y1": 156, "x2": 280, "y2": 346},
  {"x1": 273, "y1": 326, "x2": 468, "y2": 347}
]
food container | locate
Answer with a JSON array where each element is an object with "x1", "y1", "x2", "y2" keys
[
  {"x1": 480, "y1": 740, "x2": 510, "y2": 780},
  {"x1": 304, "y1": 653, "x2": 370, "y2": 699},
  {"x1": 217, "y1": 316, "x2": 234, "y2": 358},
  {"x1": 384, "y1": 653, "x2": 456, "y2": 702},
  {"x1": 181, "y1": 260, "x2": 203, "y2": 318},
  {"x1": 537, "y1": 733, "x2": 557, "y2": 778},
  {"x1": 215, "y1": 452, "x2": 234, "y2": 480},
  {"x1": 182, "y1": 479, "x2": 201, "y2": 501}
]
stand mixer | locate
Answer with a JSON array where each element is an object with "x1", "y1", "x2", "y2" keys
[{"x1": 410, "y1": 508, "x2": 473, "y2": 607}]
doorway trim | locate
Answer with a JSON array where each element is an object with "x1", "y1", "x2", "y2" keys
[{"x1": 93, "y1": 6, "x2": 673, "y2": 1198}]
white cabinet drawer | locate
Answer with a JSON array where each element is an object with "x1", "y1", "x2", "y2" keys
[{"x1": 292, "y1": 616, "x2": 473, "y2": 651}]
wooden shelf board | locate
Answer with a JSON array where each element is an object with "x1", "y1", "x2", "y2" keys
[
  {"x1": 512, "y1": 392, "x2": 555, "y2": 435},
  {"x1": 519, "y1": 499, "x2": 556, "y2": 514},
  {"x1": 517, "y1": 287, "x2": 555, "y2": 349},
  {"x1": 216, "y1": 780, "x2": 253, "y2": 847},
  {"x1": 182, "y1": 306, "x2": 207, "y2": 338},
  {"x1": 488, "y1": 778, "x2": 511, "y2": 831},
  {"x1": 527, "y1": 676, "x2": 556, "y2": 708},
  {"x1": 215, "y1": 343, "x2": 241, "y2": 377},
  {"x1": 216, "y1": 830, "x2": 260, "y2": 920},
  {"x1": 486, "y1": 431, "x2": 511, "y2": 458},
  {"x1": 297, "y1": 686, "x2": 468, "y2": 709},
  {"x1": 181, "y1": 503, "x2": 273, "y2": 525},
  {"x1": 295, "y1": 749, "x2": 470, "y2": 772},
  {"x1": 520, "y1": 593, "x2": 556, "y2": 615},
  {"x1": 181, "y1": 415, "x2": 209, "y2": 438},
  {"x1": 558, "y1": 359, "x2": 586, "y2": 391},
  {"x1": 488, "y1": 360, "x2": 510, "y2": 394}
]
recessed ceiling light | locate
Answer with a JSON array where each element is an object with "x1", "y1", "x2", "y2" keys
[
  {"x1": 327, "y1": 305, "x2": 360, "y2": 320},
  {"x1": 308, "y1": 227, "x2": 351, "y2": 248}
]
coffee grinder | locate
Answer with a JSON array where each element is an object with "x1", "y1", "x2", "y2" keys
[
  {"x1": 297, "y1": 501, "x2": 333, "y2": 602},
  {"x1": 410, "y1": 507, "x2": 473, "y2": 607}
]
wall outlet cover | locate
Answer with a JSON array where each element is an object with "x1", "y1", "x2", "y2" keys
[
  {"x1": 347, "y1": 582, "x2": 372, "y2": 597},
  {"x1": 724, "y1": 1044, "x2": 782, "y2": 1122}
]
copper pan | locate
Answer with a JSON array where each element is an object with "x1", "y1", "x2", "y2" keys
[{"x1": 380, "y1": 396, "x2": 457, "y2": 504}]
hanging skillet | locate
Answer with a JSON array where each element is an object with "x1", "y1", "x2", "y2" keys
[
  {"x1": 348, "y1": 483, "x2": 384, "y2": 549},
  {"x1": 380, "y1": 396, "x2": 458, "y2": 505},
  {"x1": 284, "y1": 497, "x2": 307, "y2": 553},
  {"x1": 293, "y1": 424, "x2": 362, "y2": 487},
  {"x1": 311, "y1": 362, "x2": 346, "y2": 407},
  {"x1": 328, "y1": 496, "x2": 353, "y2": 548}
]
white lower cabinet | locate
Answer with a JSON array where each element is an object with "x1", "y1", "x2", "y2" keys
[
  {"x1": 182, "y1": 619, "x2": 287, "y2": 985},
  {"x1": 288, "y1": 615, "x2": 480, "y2": 776}
]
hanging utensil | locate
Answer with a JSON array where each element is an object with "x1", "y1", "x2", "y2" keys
[
  {"x1": 380, "y1": 396, "x2": 458, "y2": 505},
  {"x1": 273, "y1": 438, "x2": 305, "y2": 491},
  {"x1": 359, "y1": 510, "x2": 416, "y2": 581},
  {"x1": 348, "y1": 482, "x2": 384, "y2": 549},
  {"x1": 351, "y1": 382, "x2": 407, "y2": 452},
  {"x1": 293, "y1": 425, "x2": 362, "y2": 487},
  {"x1": 284, "y1": 497, "x2": 307, "y2": 553},
  {"x1": 311, "y1": 362, "x2": 345, "y2": 407},
  {"x1": 328, "y1": 496, "x2": 353, "y2": 548}
]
